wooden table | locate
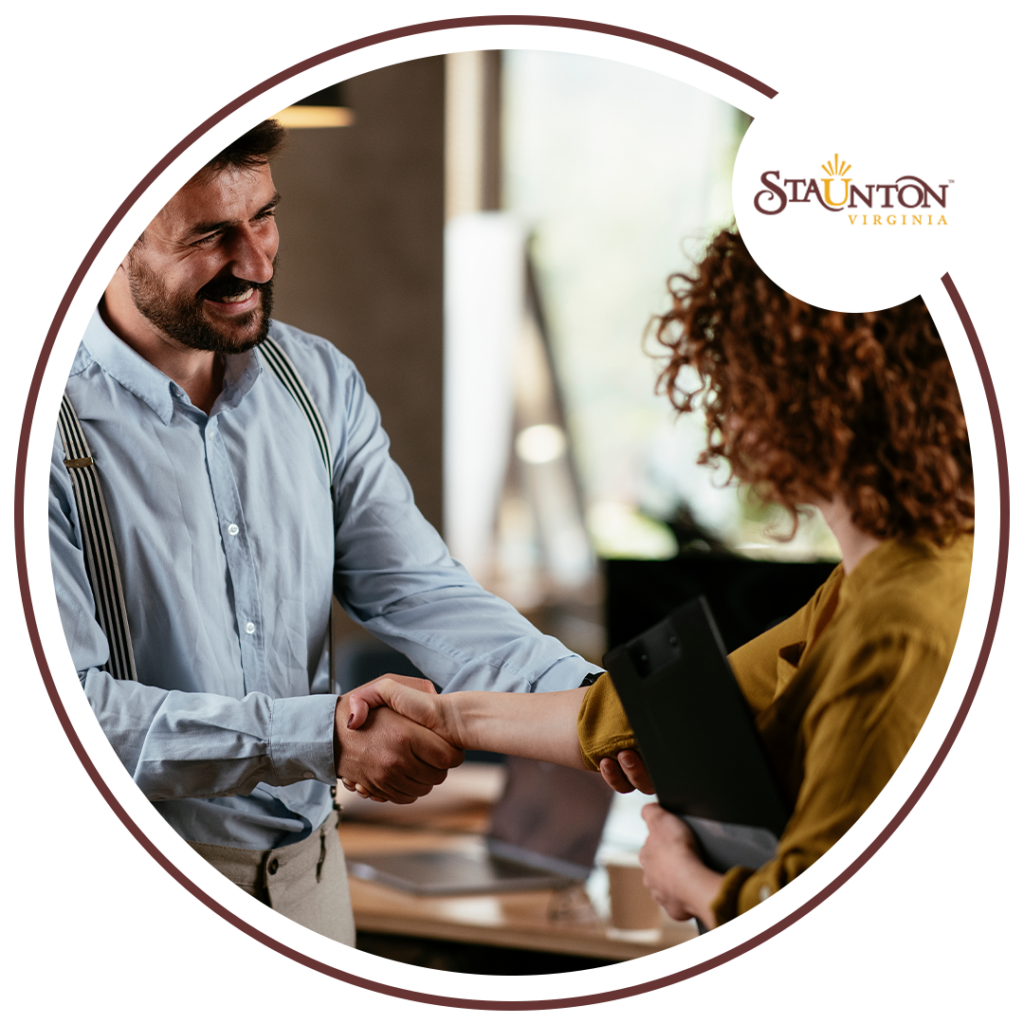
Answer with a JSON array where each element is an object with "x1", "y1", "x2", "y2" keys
[{"x1": 335, "y1": 765, "x2": 699, "y2": 963}]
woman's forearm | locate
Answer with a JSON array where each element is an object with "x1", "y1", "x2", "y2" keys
[
  {"x1": 343, "y1": 676, "x2": 590, "y2": 771},
  {"x1": 444, "y1": 688, "x2": 588, "y2": 769}
]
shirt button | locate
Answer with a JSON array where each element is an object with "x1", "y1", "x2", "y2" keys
[
  {"x1": 245, "y1": 621, "x2": 256, "y2": 635},
  {"x1": 758, "y1": 884, "x2": 772, "y2": 902},
  {"x1": 268, "y1": 858, "x2": 279, "y2": 876},
  {"x1": 227, "y1": 523, "x2": 239, "y2": 536}
]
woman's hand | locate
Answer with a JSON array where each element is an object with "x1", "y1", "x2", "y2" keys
[
  {"x1": 639, "y1": 804, "x2": 723, "y2": 930},
  {"x1": 345, "y1": 674, "x2": 446, "y2": 730},
  {"x1": 598, "y1": 749, "x2": 655, "y2": 794}
]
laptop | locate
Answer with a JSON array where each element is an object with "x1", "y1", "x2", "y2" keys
[
  {"x1": 603, "y1": 596, "x2": 793, "y2": 874},
  {"x1": 346, "y1": 756, "x2": 614, "y2": 895}
]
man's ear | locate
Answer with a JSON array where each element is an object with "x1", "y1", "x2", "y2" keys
[
  {"x1": 124, "y1": 228, "x2": 146, "y2": 262},
  {"x1": 109, "y1": 258, "x2": 128, "y2": 286},
  {"x1": 119, "y1": 233, "x2": 146, "y2": 273},
  {"x1": 105, "y1": 254, "x2": 135, "y2": 310}
]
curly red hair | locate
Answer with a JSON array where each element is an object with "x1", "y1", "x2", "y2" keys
[{"x1": 654, "y1": 230, "x2": 973, "y2": 543}]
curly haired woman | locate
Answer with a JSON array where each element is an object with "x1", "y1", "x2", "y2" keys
[{"x1": 346, "y1": 229, "x2": 973, "y2": 931}]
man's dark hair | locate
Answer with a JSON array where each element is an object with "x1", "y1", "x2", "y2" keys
[{"x1": 202, "y1": 119, "x2": 287, "y2": 176}]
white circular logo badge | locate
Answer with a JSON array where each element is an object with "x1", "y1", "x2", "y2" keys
[{"x1": 733, "y1": 65, "x2": 978, "y2": 311}]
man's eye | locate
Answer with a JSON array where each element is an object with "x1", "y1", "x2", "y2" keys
[{"x1": 192, "y1": 233, "x2": 220, "y2": 247}]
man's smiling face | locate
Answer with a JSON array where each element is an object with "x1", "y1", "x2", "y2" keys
[{"x1": 123, "y1": 160, "x2": 280, "y2": 354}]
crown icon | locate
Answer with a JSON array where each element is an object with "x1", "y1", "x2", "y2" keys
[{"x1": 821, "y1": 154, "x2": 851, "y2": 177}]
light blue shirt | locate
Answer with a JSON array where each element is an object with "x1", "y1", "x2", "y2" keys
[{"x1": 50, "y1": 310, "x2": 599, "y2": 849}]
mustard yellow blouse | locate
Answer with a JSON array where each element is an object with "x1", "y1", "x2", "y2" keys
[{"x1": 577, "y1": 533, "x2": 972, "y2": 925}]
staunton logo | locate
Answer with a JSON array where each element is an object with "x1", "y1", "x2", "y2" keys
[{"x1": 754, "y1": 154, "x2": 950, "y2": 225}]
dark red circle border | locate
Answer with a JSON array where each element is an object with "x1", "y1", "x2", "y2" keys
[{"x1": 14, "y1": 16, "x2": 1009, "y2": 1012}]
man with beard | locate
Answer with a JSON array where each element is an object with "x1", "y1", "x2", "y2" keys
[{"x1": 49, "y1": 120, "x2": 603, "y2": 944}]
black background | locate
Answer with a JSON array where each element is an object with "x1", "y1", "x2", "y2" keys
[{"x1": 19, "y1": 18, "x2": 1003, "y2": 1015}]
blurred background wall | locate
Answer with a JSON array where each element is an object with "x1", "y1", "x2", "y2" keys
[{"x1": 271, "y1": 56, "x2": 446, "y2": 533}]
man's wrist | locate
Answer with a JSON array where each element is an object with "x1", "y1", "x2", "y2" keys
[{"x1": 332, "y1": 694, "x2": 349, "y2": 777}]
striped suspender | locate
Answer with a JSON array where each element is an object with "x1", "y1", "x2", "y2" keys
[
  {"x1": 60, "y1": 337, "x2": 336, "y2": 690},
  {"x1": 259, "y1": 339, "x2": 333, "y2": 479},
  {"x1": 58, "y1": 395, "x2": 139, "y2": 682},
  {"x1": 259, "y1": 337, "x2": 337, "y2": 691}
]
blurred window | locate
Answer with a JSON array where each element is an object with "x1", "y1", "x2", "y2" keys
[{"x1": 502, "y1": 51, "x2": 839, "y2": 562}]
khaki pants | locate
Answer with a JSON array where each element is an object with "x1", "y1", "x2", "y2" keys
[{"x1": 189, "y1": 811, "x2": 355, "y2": 946}]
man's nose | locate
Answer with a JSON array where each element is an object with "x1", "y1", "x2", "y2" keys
[{"x1": 226, "y1": 224, "x2": 277, "y2": 283}]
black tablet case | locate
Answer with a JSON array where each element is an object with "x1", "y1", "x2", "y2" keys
[{"x1": 603, "y1": 597, "x2": 792, "y2": 873}]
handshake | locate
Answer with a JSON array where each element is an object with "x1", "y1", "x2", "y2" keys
[
  {"x1": 334, "y1": 674, "x2": 728, "y2": 930},
  {"x1": 332, "y1": 674, "x2": 653, "y2": 804}
]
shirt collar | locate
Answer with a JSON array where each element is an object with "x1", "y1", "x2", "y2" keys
[{"x1": 82, "y1": 307, "x2": 264, "y2": 424}]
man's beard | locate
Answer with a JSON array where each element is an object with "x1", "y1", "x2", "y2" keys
[{"x1": 126, "y1": 253, "x2": 275, "y2": 354}]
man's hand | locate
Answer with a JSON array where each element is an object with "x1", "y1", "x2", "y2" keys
[
  {"x1": 334, "y1": 677, "x2": 464, "y2": 804},
  {"x1": 638, "y1": 804, "x2": 722, "y2": 930},
  {"x1": 598, "y1": 749, "x2": 656, "y2": 794}
]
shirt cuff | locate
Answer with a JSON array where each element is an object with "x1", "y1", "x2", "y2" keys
[
  {"x1": 576, "y1": 671, "x2": 638, "y2": 771},
  {"x1": 267, "y1": 694, "x2": 339, "y2": 786}
]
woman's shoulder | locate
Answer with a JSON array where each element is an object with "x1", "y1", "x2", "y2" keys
[{"x1": 845, "y1": 533, "x2": 971, "y2": 645}]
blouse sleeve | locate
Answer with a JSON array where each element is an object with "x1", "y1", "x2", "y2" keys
[
  {"x1": 576, "y1": 671, "x2": 636, "y2": 770},
  {"x1": 711, "y1": 631, "x2": 947, "y2": 924}
]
